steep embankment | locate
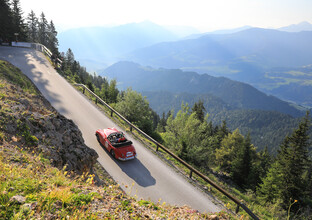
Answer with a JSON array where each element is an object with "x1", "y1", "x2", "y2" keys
[
  {"x1": 0, "y1": 60, "x2": 229, "y2": 219},
  {"x1": 0, "y1": 60, "x2": 98, "y2": 174}
]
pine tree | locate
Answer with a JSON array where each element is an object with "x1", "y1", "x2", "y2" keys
[
  {"x1": 38, "y1": 12, "x2": 48, "y2": 46},
  {"x1": 26, "y1": 10, "x2": 38, "y2": 42},
  {"x1": 0, "y1": 0, "x2": 14, "y2": 42},
  {"x1": 107, "y1": 79, "x2": 118, "y2": 103},
  {"x1": 230, "y1": 133, "x2": 252, "y2": 187},
  {"x1": 277, "y1": 111, "x2": 311, "y2": 208},
  {"x1": 258, "y1": 111, "x2": 311, "y2": 209},
  {"x1": 156, "y1": 112, "x2": 167, "y2": 133},
  {"x1": 65, "y1": 48, "x2": 75, "y2": 68},
  {"x1": 257, "y1": 161, "x2": 283, "y2": 204},
  {"x1": 11, "y1": 0, "x2": 26, "y2": 41},
  {"x1": 248, "y1": 146, "x2": 272, "y2": 191},
  {"x1": 215, "y1": 129, "x2": 244, "y2": 173},
  {"x1": 192, "y1": 100, "x2": 206, "y2": 122},
  {"x1": 47, "y1": 20, "x2": 58, "y2": 54}
]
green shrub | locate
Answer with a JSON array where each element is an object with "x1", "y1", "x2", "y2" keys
[{"x1": 71, "y1": 192, "x2": 96, "y2": 206}]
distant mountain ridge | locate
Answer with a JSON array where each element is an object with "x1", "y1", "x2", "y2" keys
[
  {"x1": 278, "y1": 21, "x2": 312, "y2": 32},
  {"x1": 183, "y1": 25, "x2": 253, "y2": 40},
  {"x1": 124, "y1": 28, "x2": 312, "y2": 69},
  {"x1": 100, "y1": 61, "x2": 305, "y2": 117},
  {"x1": 58, "y1": 21, "x2": 180, "y2": 71}
]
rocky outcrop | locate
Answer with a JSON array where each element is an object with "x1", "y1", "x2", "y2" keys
[{"x1": 0, "y1": 82, "x2": 98, "y2": 175}]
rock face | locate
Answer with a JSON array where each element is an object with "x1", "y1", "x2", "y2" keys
[
  {"x1": 0, "y1": 82, "x2": 98, "y2": 175},
  {"x1": 35, "y1": 114, "x2": 98, "y2": 174}
]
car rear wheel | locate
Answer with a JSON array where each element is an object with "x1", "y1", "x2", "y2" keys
[
  {"x1": 96, "y1": 134, "x2": 100, "y2": 142},
  {"x1": 111, "y1": 150, "x2": 115, "y2": 158}
]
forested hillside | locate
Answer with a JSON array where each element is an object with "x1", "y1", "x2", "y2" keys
[
  {"x1": 142, "y1": 91, "x2": 304, "y2": 153},
  {"x1": 100, "y1": 61, "x2": 305, "y2": 117}
]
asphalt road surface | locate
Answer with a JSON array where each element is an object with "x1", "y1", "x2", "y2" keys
[{"x1": 0, "y1": 46, "x2": 223, "y2": 213}]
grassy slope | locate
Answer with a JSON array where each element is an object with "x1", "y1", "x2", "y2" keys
[{"x1": 0, "y1": 59, "x2": 231, "y2": 219}]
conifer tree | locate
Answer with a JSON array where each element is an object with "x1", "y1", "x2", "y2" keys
[
  {"x1": 192, "y1": 100, "x2": 206, "y2": 122},
  {"x1": 11, "y1": 0, "x2": 26, "y2": 41},
  {"x1": 258, "y1": 111, "x2": 311, "y2": 208},
  {"x1": 65, "y1": 48, "x2": 75, "y2": 68},
  {"x1": 277, "y1": 111, "x2": 311, "y2": 207},
  {"x1": 26, "y1": 10, "x2": 38, "y2": 42},
  {"x1": 215, "y1": 129, "x2": 244, "y2": 173},
  {"x1": 0, "y1": 0, "x2": 14, "y2": 42},
  {"x1": 156, "y1": 112, "x2": 167, "y2": 133},
  {"x1": 257, "y1": 161, "x2": 283, "y2": 203},
  {"x1": 47, "y1": 20, "x2": 58, "y2": 54},
  {"x1": 248, "y1": 146, "x2": 272, "y2": 190},
  {"x1": 230, "y1": 133, "x2": 252, "y2": 187},
  {"x1": 38, "y1": 12, "x2": 48, "y2": 46},
  {"x1": 107, "y1": 79, "x2": 118, "y2": 103}
]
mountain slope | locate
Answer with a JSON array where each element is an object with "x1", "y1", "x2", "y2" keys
[
  {"x1": 141, "y1": 91, "x2": 302, "y2": 153},
  {"x1": 100, "y1": 61, "x2": 304, "y2": 117},
  {"x1": 58, "y1": 21, "x2": 179, "y2": 71}
]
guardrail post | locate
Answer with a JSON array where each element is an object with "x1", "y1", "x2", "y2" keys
[
  {"x1": 130, "y1": 125, "x2": 132, "y2": 132},
  {"x1": 156, "y1": 144, "x2": 159, "y2": 152},
  {"x1": 236, "y1": 205, "x2": 240, "y2": 213},
  {"x1": 111, "y1": 110, "x2": 113, "y2": 117},
  {"x1": 189, "y1": 170, "x2": 193, "y2": 179},
  {"x1": 95, "y1": 98, "x2": 98, "y2": 105},
  {"x1": 83, "y1": 87, "x2": 85, "y2": 94}
]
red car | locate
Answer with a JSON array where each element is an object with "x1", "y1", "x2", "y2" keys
[{"x1": 95, "y1": 128, "x2": 136, "y2": 161}]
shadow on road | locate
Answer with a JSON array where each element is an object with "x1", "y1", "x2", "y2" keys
[
  {"x1": 117, "y1": 158, "x2": 156, "y2": 187},
  {"x1": 99, "y1": 141, "x2": 156, "y2": 187},
  {"x1": 0, "y1": 46, "x2": 68, "y2": 115}
]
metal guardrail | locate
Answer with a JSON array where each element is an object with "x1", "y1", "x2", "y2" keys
[
  {"x1": 31, "y1": 43, "x2": 62, "y2": 67},
  {"x1": 75, "y1": 83, "x2": 260, "y2": 220},
  {"x1": 10, "y1": 42, "x2": 62, "y2": 67}
]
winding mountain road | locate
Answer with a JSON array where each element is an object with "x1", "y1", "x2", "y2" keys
[{"x1": 0, "y1": 46, "x2": 223, "y2": 213}]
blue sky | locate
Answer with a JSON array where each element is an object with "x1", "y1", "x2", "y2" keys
[{"x1": 21, "y1": 0, "x2": 312, "y2": 32}]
